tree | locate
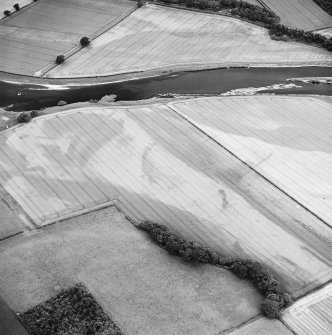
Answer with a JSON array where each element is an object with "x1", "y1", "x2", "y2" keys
[
  {"x1": 80, "y1": 36, "x2": 90, "y2": 47},
  {"x1": 4, "y1": 10, "x2": 11, "y2": 16},
  {"x1": 261, "y1": 298, "x2": 281, "y2": 318},
  {"x1": 14, "y1": 3, "x2": 20, "y2": 11},
  {"x1": 17, "y1": 112, "x2": 31, "y2": 123},
  {"x1": 55, "y1": 55, "x2": 65, "y2": 64}
]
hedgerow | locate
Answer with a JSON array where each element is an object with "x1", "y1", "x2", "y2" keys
[
  {"x1": 138, "y1": 221, "x2": 292, "y2": 318},
  {"x1": 20, "y1": 284, "x2": 124, "y2": 335}
]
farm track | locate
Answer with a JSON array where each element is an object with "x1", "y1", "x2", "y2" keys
[
  {"x1": 0, "y1": 96, "x2": 331, "y2": 297},
  {"x1": 260, "y1": 0, "x2": 332, "y2": 31}
]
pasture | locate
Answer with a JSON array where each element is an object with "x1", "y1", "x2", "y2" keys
[
  {"x1": 0, "y1": 206, "x2": 261, "y2": 335},
  {"x1": 0, "y1": 0, "x2": 136, "y2": 75},
  {"x1": 48, "y1": 4, "x2": 332, "y2": 78},
  {"x1": 260, "y1": 0, "x2": 332, "y2": 31},
  {"x1": 0, "y1": 98, "x2": 331, "y2": 297}
]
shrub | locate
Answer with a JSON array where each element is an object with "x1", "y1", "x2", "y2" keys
[
  {"x1": 80, "y1": 36, "x2": 90, "y2": 47},
  {"x1": 4, "y1": 10, "x2": 11, "y2": 16},
  {"x1": 17, "y1": 112, "x2": 31, "y2": 123},
  {"x1": 30, "y1": 110, "x2": 38, "y2": 118},
  {"x1": 261, "y1": 298, "x2": 281, "y2": 318},
  {"x1": 55, "y1": 55, "x2": 65, "y2": 64},
  {"x1": 13, "y1": 3, "x2": 20, "y2": 11}
]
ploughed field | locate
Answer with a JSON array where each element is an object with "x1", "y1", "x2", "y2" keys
[
  {"x1": 260, "y1": 0, "x2": 332, "y2": 31},
  {"x1": 0, "y1": 206, "x2": 261, "y2": 335},
  {"x1": 0, "y1": 0, "x2": 136, "y2": 75},
  {"x1": 48, "y1": 4, "x2": 332, "y2": 78},
  {"x1": 0, "y1": 97, "x2": 331, "y2": 298}
]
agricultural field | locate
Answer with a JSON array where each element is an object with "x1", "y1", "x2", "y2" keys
[
  {"x1": 0, "y1": 206, "x2": 261, "y2": 335},
  {"x1": 0, "y1": 98, "x2": 331, "y2": 298},
  {"x1": 170, "y1": 96, "x2": 332, "y2": 226},
  {"x1": 260, "y1": 0, "x2": 332, "y2": 31},
  {"x1": 282, "y1": 282, "x2": 332, "y2": 334},
  {"x1": 0, "y1": 0, "x2": 136, "y2": 75},
  {"x1": 48, "y1": 4, "x2": 332, "y2": 78}
]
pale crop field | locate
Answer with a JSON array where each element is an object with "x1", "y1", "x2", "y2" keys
[
  {"x1": 0, "y1": 206, "x2": 261, "y2": 335},
  {"x1": 260, "y1": 0, "x2": 332, "y2": 30},
  {"x1": 170, "y1": 96, "x2": 332, "y2": 227},
  {"x1": 0, "y1": 0, "x2": 136, "y2": 75},
  {"x1": 0, "y1": 98, "x2": 331, "y2": 296},
  {"x1": 48, "y1": 5, "x2": 332, "y2": 78},
  {"x1": 283, "y1": 282, "x2": 332, "y2": 335}
]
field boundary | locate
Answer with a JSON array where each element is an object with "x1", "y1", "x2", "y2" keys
[{"x1": 167, "y1": 102, "x2": 331, "y2": 230}]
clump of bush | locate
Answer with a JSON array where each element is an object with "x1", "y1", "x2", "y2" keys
[
  {"x1": 20, "y1": 283, "x2": 124, "y2": 335},
  {"x1": 55, "y1": 55, "x2": 65, "y2": 64},
  {"x1": 80, "y1": 36, "x2": 90, "y2": 47},
  {"x1": 4, "y1": 10, "x2": 11, "y2": 16},
  {"x1": 17, "y1": 112, "x2": 31, "y2": 123},
  {"x1": 13, "y1": 3, "x2": 20, "y2": 11},
  {"x1": 138, "y1": 221, "x2": 292, "y2": 318}
]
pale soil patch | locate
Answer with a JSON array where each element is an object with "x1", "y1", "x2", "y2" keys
[
  {"x1": 0, "y1": 206, "x2": 261, "y2": 335},
  {"x1": 315, "y1": 27, "x2": 332, "y2": 38},
  {"x1": 170, "y1": 96, "x2": 332, "y2": 226},
  {"x1": 0, "y1": 99, "x2": 331, "y2": 296},
  {"x1": 260, "y1": 0, "x2": 332, "y2": 31},
  {"x1": 226, "y1": 317, "x2": 293, "y2": 335},
  {"x1": 282, "y1": 282, "x2": 332, "y2": 335},
  {"x1": 0, "y1": 0, "x2": 136, "y2": 75},
  {"x1": 48, "y1": 5, "x2": 332, "y2": 78}
]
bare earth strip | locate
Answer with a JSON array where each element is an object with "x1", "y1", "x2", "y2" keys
[
  {"x1": 0, "y1": 98, "x2": 331, "y2": 297},
  {"x1": 260, "y1": 0, "x2": 332, "y2": 31},
  {"x1": 48, "y1": 5, "x2": 332, "y2": 78},
  {"x1": 282, "y1": 282, "x2": 332, "y2": 335},
  {"x1": 0, "y1": 0, "x2": 136, "y2": 75},
  {"x1": 0, "y1": 206, "x2": 261, "y2": 335},
  {"x1": 169, "y1": 96, "x2": 332, "y2": 226}
]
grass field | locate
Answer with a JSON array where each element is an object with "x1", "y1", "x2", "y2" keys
[
  {"x1": 0, "y1": 0, "x2": 136, "y2": 75},
  {"x1": 170, "y1": 96, "x2": 332, "y2": 226},
  {"x1": 0, "y1": 98, "x2": 331, "y2": 297},
  {"x1": 48, "y1": 4, "x2": 332, "y2": 78},
  {"x1": 260, "y1": 0, "x2": 332, "y2": 30},
  {"x1": 282, "y1": 282, "x2": 332, "y2": 335},
  {"x1": 0, "y1": 206, "x2": 261, "y2": 335}
]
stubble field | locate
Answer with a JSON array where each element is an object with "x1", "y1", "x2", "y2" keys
[
  {"x1": 0, "y1": 97, "x2": 331, "y2": 298},
  {"x1": 48, "y1": 4, "x2": 332, "y2": 78}
]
